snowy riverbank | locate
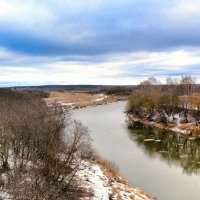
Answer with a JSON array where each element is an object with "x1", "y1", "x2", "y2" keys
[
  {"x1": 128, "y1": 114, "x2": 200, "y2": 138},
  {"x1": 76, "y1": 160, "x2": 155, "y2": 200},
  {"x1": 0, "y1": 159, "x2": 154, "y2": 200}
]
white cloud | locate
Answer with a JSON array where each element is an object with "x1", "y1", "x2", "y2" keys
[
  {"x1": 166, "y1": 0, "x2": 200, "y2": 24},
  {"x1": 1, "y1": 48, "x2": 200, "y2": 85},
  {"x1": 0, "y1": 0, "x2": 54, "y2": 27}
]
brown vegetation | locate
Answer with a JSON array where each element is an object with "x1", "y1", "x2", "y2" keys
[
  {"x1": 0, "y1": 89, "x2": 92, "y2": 199},
  {"x1": 128, "y1": 76, "x2": 200, "y2": 136},
  {"x1": 103, "y1": 86, "x2": 132, "y2": 96},
  {"x1": 90, "y1": 157, "x2": 155, "y2": 200},
  {"x1": 44, "y1": 91, "x2": 117, "y2": 109}
]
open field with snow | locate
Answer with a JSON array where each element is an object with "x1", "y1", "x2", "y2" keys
[{"x1": 44, "y1": 91, "x2": 117, "y2": 109}]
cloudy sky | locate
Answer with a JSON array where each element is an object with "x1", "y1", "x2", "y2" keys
[{"x1": 1, "y1": 0, "x2": 200, "y2": 86}]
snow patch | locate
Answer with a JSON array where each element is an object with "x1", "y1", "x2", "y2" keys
[
  {"x1": 76, "y1": 161, "x2": 154, "y2": 200},
  {"x1": 77, "y1": 161, "x2": 110, "y2": 200},
  {"x1": 0, "y1": 190, "x2": 11, "y2": 200}
]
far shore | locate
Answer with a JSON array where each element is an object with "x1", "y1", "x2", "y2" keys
[
  {"x1": 128, "y1": 114, "x2": 200, "y2": 138},
  {"x1": 43, "y1": 90, "x2": 118, "y2": 110}
]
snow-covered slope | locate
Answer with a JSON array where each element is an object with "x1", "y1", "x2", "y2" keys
[{"x1": 76, "y1": 161, "x2": 155, "y2": 200}]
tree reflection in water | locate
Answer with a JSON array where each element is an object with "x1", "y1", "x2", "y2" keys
[{"x1": 128, "y1": 122, "x2": 200, "y2": 175}]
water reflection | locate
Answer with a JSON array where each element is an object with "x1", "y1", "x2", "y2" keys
[{"x1": 128, "y1": 122, "x2": 200, "y2": 175}]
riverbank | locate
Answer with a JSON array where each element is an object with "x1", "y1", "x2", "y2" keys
[
  {"x1": 44, "y1": 91, "x2": 117, "y2": 109},
  {"x1": 76, "y1": 159, "x2": 155, "y2": 200},
  {"x1": 128, "y1": 114, "x2": 200, "y2": 137},
  {"x1": 44, "y1": 94, "x2": 154, "y2": 199},
  {"x1": 0, "y1": 157, "x2": 155, "y2": 200},
  {"x1": 73, "y1": 101, "x2": 200, "y2": 200}
]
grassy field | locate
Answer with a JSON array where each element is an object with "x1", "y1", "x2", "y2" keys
[{"x1": 44, "y1": 91, "x2": 117, "y2": 109}]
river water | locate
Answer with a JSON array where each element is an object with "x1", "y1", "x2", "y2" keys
[{"x1": 73, "y1": 101, "x2": 200, "y2": 200}]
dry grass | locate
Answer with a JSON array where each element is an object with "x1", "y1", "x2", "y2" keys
[
  {"x1": 167, "y1": 122, "x2": 176, "y2": 128},
  {"x1": 154, "y1": 123, "x2": 166, "y2": 129},
  {"x1": 125, "y1": 187, "x2": 132, "y2": 193},
  {"x1": 135, "y1": 189, "x2": 157, "y2": 200},
  {"x1": 129, "y1": 194, "x2": 135, "y2": 199},
  {"x1": 178, "y1": 123, "x2": 200, "y2": 136},
  {"x1": 112, "y1": 186, "x2": 120, "y2": 194},
  {"x1": 142, "y1": 120, "x2": 150, "y2": 126},
  {"x1": 44, "y1": 91, "x2": 95, "y2": 103},
  {"x1": 77, "y1": 188, "x2": 94, "y2": 199},
  {"x1": 141, "y1": 120, "x2": 166, "y2": 130},
  {"x1": 178, "y1": 123, "x2": 191, "y2": 130},
  {"x1": 91, "y1": 159, "x2": 120, "y2": 181},
  {"x1": 90, "y1": 157, "x2": 155, "y2": 200},
  {"x1": 188, "y1": 126, "x2": 200, "y2": 136},
  {"x1": 44, "y1": 91, "x2": 117, "y2": 108}
]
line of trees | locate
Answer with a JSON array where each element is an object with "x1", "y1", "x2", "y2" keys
[
  {"x1": 103, "y1": 86, "x2": 132, "y2": 96},
  {"x1": 128, "y1": 76, "x2": 200, "y2": 126},
  {"x1": 0, "y1": 89, "x2": 92, "y2": 199}
]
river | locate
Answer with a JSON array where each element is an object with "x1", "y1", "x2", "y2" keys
[{"x1": 73, "y1": 101, "x2": 200, "y2": 200}]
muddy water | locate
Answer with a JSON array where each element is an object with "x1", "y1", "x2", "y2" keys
[{"x1": 73, "y1": 101, "x2": 200, "y2": 200}]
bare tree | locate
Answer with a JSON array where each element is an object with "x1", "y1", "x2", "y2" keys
[{"x1": 0, "y1": 89, "x2": 92, "y2": 200}]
